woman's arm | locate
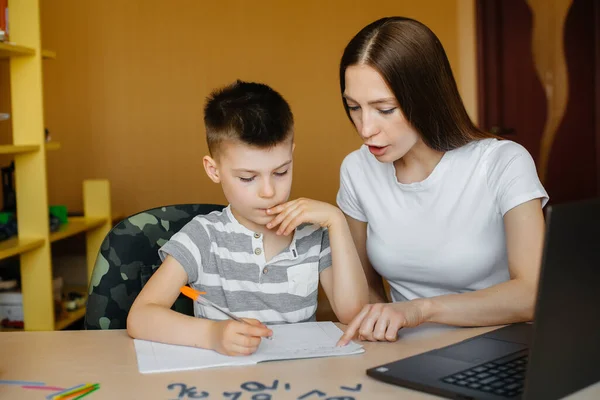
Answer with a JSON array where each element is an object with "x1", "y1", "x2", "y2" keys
[
  {"x1": 338, "y1": 199, "x2": 545, "y2": 345},
  {"x1": 344, "y1": 214, "x2": 388, "y2": 303},
  {"x1": 424, "y1": 198, "x2": 545, "y2": 325}
]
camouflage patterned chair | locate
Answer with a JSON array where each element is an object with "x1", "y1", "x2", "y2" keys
[{"x1": 84, "y1": 204, "x2": 224, "y2": 330}]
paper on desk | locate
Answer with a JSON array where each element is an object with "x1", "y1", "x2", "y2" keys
[{"x1": 134, "y1": 321, "x2": 364, "y2": 374}]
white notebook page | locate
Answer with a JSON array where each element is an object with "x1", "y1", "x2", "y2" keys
[{"x1": 134, "y1": 321, "x2": 364, "y2": 374}]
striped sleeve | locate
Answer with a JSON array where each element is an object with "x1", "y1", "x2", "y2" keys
[{"x1": 158, "y1": 217, "x2": 211, "y2": 284}]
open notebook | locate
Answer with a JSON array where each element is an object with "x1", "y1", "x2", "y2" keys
[{"x1": 134, "y1": 321, "x2": 364, "y2": 373}]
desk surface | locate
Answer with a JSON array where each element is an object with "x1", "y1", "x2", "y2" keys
[{"x1": 1, "y1": 324, "x2": 599, "y2": 399}]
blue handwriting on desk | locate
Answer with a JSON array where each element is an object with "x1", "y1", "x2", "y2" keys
[{"x1": 167, "y1": 380, "x2": 362, "y2": 399}]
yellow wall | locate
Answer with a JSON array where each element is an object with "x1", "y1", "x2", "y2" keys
[{"x1": 31, "y1": 0, "x2": 474, "y2": 216}]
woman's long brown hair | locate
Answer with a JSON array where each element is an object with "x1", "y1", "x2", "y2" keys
[{"x1": 340, "y1": 17, "x2": 495, "y2": 151}]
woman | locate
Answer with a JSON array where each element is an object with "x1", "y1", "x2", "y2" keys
[{"x1": 336, "y1": 17, "x2": 548, "y2": 346}]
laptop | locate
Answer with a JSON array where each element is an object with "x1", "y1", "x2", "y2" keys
[{"x1": 366, "y1": 198, "x2": 600, "y2": 399}]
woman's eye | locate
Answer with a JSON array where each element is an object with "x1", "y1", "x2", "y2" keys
[
  {"x1": 379, "y1": 108, "x2": 396, "y2": 115},
  {"x1": 347, "y1": 105, "x2": 360, "y2": 112},
  {"x1": 239, "y1": 176, "x2": 255, "y2": 182},
  {"x1": 274, "y1": 170, "x2": 289, "y2": 177}
]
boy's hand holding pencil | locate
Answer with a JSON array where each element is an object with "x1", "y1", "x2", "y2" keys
[
  {"x1": 209, "y1": 318, "x2": 272, "y2": 356},
  {"x1": 180, "y1": 286, "x2": 273, "y2": 356}
]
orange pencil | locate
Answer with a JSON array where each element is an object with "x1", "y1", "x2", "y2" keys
[{"x1": 180, "y1": 286, "x2": 273, "y2": 340}]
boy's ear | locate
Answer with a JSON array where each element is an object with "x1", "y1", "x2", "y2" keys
[{"x1": 203, "y1": 155, "x2": 221, "y2": 183}]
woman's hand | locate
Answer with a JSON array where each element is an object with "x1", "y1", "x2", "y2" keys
[
  {"x1": 337, "y1": 301, "x2": 428, "y2": 346},
  {"x1": 266, "y1": 198, "x2": 343, "y2": 236}
]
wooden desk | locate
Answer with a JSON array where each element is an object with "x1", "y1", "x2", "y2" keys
[{"x1": 1, "y1": 324, "x2": 599, "y2": 399}]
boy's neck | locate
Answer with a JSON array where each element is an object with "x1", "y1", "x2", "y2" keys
[{"x1": 230, "y1": 206, "x2": 293, "y2": 262}]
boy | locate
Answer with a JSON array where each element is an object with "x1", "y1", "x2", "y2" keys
[{"x1": 127, "y1": 81, "x2": 367, "y2": 356}]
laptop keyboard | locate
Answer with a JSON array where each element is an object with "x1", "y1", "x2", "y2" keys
[{"x1": 441, "y1": 354, "x2": 528, "y2": 398}]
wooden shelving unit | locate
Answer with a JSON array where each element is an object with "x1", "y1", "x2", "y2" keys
[
  {"x1": 0, "y1": 237, "x2": 45, "y2": 260},
  {"x1": 0, "y1": 0, "x2": 112, "y2": 331},
  {"x1": 0, "y1": 144, "x2": 40, "y2": 154},
  {"x1": 0, "y1": 181, "x2": 111, "y2": 332},
  {"x1": 49, "y1": 216, "x2": 107, "y2": 243},
  {"x1": 0, "y1": 325, "x2": 23, "y2": 332},
  {"x1": 54, "y1": 307, "x2": 86, "y2": 330},
  {"x1": 54, "y1": 285, "x2": 88, "y2": 330},
  {"x1": 0, "y1": 41, "x2": 35, "y2": 58},
  {"x1": 45, "y1": 141, "x2": 61, "y2": 151},
  {"x1": 41, "y1": 49, "x2": 57, "y2": 60},
  {"x1": 1, "y1": 284, "x2": 89, "y2": 332},
  {"x1": 0, "y1": 43, "x2": 56, "y2": 60}
]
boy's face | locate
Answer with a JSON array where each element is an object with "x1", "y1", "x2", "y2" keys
[{"x1": 203, "y1": 137, "x2": 294, "y2": 232}]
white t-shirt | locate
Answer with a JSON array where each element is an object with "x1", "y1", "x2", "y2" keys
[{"x1": 336, "y1": 139, "x2": 548, "y2": 302}]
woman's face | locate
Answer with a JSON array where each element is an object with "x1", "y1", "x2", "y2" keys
[{"x1": 343, "y1": 64, "x2": 420, "y2": 163}]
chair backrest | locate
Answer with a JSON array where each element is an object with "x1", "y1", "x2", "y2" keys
[{"x1": 84, "y1": 204, "x2": 224, "y2": 330}]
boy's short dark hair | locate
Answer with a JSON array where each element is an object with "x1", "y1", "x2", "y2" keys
[{"x1": 203, "y1": 80, "x2": 294, "y2": 156}]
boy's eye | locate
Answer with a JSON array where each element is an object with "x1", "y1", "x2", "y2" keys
[
  {"x1": 379, "y1": 108, "x2": 396, "y2": 115},
  {"x1": 274, "y1": 170, "x2": 289, "y2": 177},
  {"x1": 239, "y1": 176, "x2": 255, "y2": 182}
]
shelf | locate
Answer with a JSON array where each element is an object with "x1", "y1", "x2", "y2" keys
[
  {"x1": 45, "y1": 141, "x2": 61, "y2": 151},
  {"x1": 0, "y1": 326, "x2": 23, "y2": 332},
  {"x1": 0, "y1": 144, "x2": 40, "y2": 154},
  {"x1": 0, "y1": 42, "x2": 35, "y2": 59},
  {"x1": 0, "y1": 143, "x2": 57, "y2": 154},
  {"x1": 49, "y1": 216, "x2": 107, "y2": 243},
  {"x1": 54, "y1": 285, "x2": 87, "y2": 330},
  {"x1": 49, "y1": 217, "x2": 108, "y2": 243},
  {"x1": 54, "y1": 307, "x2": 86, "y2": 330},
  {"x1": 41, "y1": 49, "x2": 57, "y2": 60},
  {"x1": 0, "y1": 237, "x2": 45, "y2": 261},
  {"x1": 0, "y1": 43, "x2": 55, "y2": 59},
  {"x1": 0, "y1": 287, "x2": 88, "y2": 331},
  {"x1": 4, "y1": 1, "x2": 108, "y2": 332}
]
